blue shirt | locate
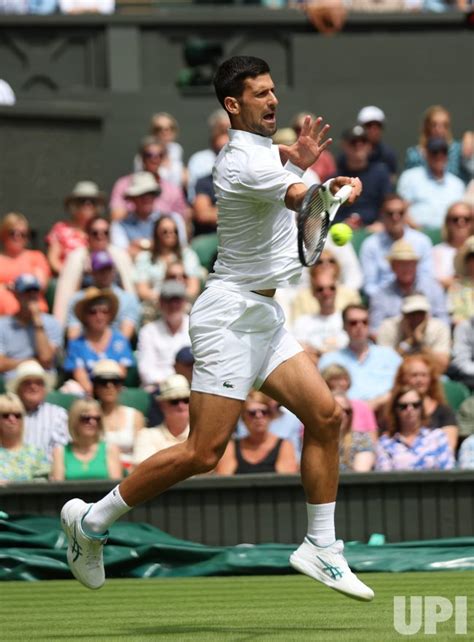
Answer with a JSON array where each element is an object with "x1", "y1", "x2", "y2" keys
[
  {"x1": 360, "y1": 227, "x2": 433, "y2": 299},
  {"x1": 376, "y1": 428, "x2": 455, "y2": 471},
  {"x1": 397, "y1": 166, "x2": 465, "y2": 228},
  {"x1": 319, "y1": 344, "x2": 402, "y2": 401},
  {"x1": 458, "y1": 435, "x2": 474, "y2": 470},
  {"x1": 66, "y1": 284, "x2": 141, "y2": 332},
  {"x1": 64, "y1": 329, "x2": 134, "y2": 376},
  {"x1": 0, "y1": 314, "x2": 63, "y2": 380},
  {"x1": 369, "y1": 275, "x2": 449, "y2": 332},
  {"x1": 110, "y1": 211, "x2": 188, "y2": 249},
  {"x1": 334, "y1": 161, "x2": 392, "y2": 226}
]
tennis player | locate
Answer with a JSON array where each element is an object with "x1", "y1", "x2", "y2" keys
[{"x1": 61, "y1": 56, "x2": 373, "y2": 602}]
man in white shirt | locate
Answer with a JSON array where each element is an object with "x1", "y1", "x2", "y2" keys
[{"x1": 62, "y1": 56, "x2": 373, "y2": 602}]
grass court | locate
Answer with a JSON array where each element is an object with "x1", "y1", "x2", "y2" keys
[{"x1": 2, "y1": 572, "x2": 473, "y2": 641}]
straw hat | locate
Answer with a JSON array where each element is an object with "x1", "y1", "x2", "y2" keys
[
  {"x1": 6, "y1": 360, "x2": 54, "y2": 394},
  {"x1": 125, "y1": 172, "x2": 160, "y2": 198},
  {"x1": 454, "y1": 235, "x2": 474, "y2": 277},
  {"x1": 401, "y1": 294, "x2": 431, "y2": 315},
  {"x1": 65, "y1": 181, "x2": 106, "y2": 207},
  {"x1": 387, "y1": 239, "x2": 420, "y2": 262},
  {"x1": 156, "y1": 374, "x2": 190, "y2": 401},
  {"x1": 74, "y1": 287, "x2": 119, "y2": 325},
  {"x1": 91, "y1": 359, "x2": 124, "y2": 381}
]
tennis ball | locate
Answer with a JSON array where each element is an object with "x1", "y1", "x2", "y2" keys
[{"x1": 330, "y1": 223, "x2": 353, "y2": 246}]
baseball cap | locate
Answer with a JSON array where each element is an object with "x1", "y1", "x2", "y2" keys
[
  {"x1": 342, "y1": 125, "x2": 368, "y2": 142},
  {"x1": 426, "y1": 138, "x2": 448, "y2": 154},
  {"x1": 357, "y1": 106, "x2": 386, "y2": 125},
  {"x1": 91, "y1": 250, "x2": 114, "y2": 272},
  {"x1": 401, "y1": 294, "x2": 431, "y2": 315},
  {"x1": 14, "y1": 274, "x2": 41, "y2": 293},
  {"x1": 91, "y1": 359, "x2": 124, "y2": 381},
  {"x1": 125, "y1": 171, "x2": 160, "y2": 198},
  {"x1": 156, "y1": 374, "x2": 190, "y2": 401},
  {"x1": 160, "y1": 280, "x2": 187, "y2": 300},
  {"x1": 175, "y1": 346, "x2": 194, "y2": 365}
]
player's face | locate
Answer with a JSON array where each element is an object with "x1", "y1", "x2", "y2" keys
[{"x1": 233, "y1": 74, "x2": 278, "y2": 137}]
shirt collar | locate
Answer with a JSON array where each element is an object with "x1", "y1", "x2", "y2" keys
[{"x1": 229, "y1": 128, "x2": 273, "y2": 149}]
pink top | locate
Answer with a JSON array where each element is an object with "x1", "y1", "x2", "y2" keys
[
  {"x1": 110, "y1": 174, "x2": 187, "y2": 217},
  {"x1": 0, "y1": 250, "x2": 51, "y2": 315},
  {"x1": 351, "y1": 399, "x2": 378, "y2": 434},
  {"x1": 45, "y1": 221, "x2": 88, "y2": 263}
]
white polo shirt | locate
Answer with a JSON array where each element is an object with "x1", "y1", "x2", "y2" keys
[{"x1": 207, "y1": 129, "x2": 306, "y2": 291}]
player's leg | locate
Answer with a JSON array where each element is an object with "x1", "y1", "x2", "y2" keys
[
  {"x1": 260, "y1": 349, "x2": 374, "y2": 601},
  {"x1": 61, "y1": 391, "x2": 243, "y2": 589}
]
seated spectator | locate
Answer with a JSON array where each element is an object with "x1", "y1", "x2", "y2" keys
[
  {"x1": 377, "y1": 294, "x2": 451, "y2": 373},
  {"x1": 289, "y1": 250, "x2": 361, "y2": 326},
  {"x1": 136, "y1": 280, "x2": 190, "y2": 389},
  {"x1": 133, "y1": 374, "x2": 190, "y2": 466},
  {"x1": 394, "y1": 354, "x2": 459, "y2": 451},
  {"x1": 66, "y1": 251, "x2": 140, "y2": 341},
  {"x1": 59, "y1": 0, "x2": 114, "y2": 14},
  {"x1": 187, "y1": 109, "x2": 230, "y2": 202},
  {"x1": 63, "y1": 288, "x2": 134, "y2": 396},
  {"x1": 0, "y1": 275, "x2": 62, "y2": 382},
  {"x1": 397, "y1": 138, "x2": 465, "y2": 229},
  {"x1": 448, "y1": 235, "x2": 474, "y2": 325},
  {"x1": 319, "y1": 304, "x2": 402, "y2": 411},
  {"x1": 215, "y1": 391, "x2": 298, "y2": 475},
  {"x1": 321, "y1": 364, "x2": 378, "y2": 442},
  {"x1": 53, "y1": 216, "x2": 135, "y2": 326},
  {"x1": 432, "y1": 202, "x2": 473, "y2": 290},
  {"x1": 51, "y1": 399, "x2": 122, "y2": 481},
  {"x1": 110, "y1": 137, "x2": 188, "y2": 222},
  {"x1": 369, "y1": 239, "x2": 449, "y2": 334},
  {"x1": 290, "y1": 111, "x2": 337, "y2": 182},
  {"x1": 46, "y1": 181, "x2": 105, "y2": 276},
  {"x1": 356, "y1": 105, "x2": 397, "y2": 180},
  {"x1": 457, "y1": 397, "x2": 474, "y2": 469},
  {"x1": 334, "y1": 392, "x2": 375, "y2": 472},
  {"x1": 134, "y1": 216, "x2": 202, "y2": 307},
  {"x1": 0, "y1": 392, "x2": 50, "y2": 482},
  {"x1": 293, "y1": 269, "x2": 348, "y2": 360},
  {"x1": 147, "y1": 112, "x2": 185, "y2": 188},
  {"x1": 375, "y1": 385, "x2": 454, "y2": 471},
  {"x1": 404, "y1": 105, "x2": 471, "y2": 184},
  {"x1": 334, "y1": 124, "x2": 392, "y2": 227},
  {"x1": 448, "y1": 316, "x2": 474, "y2": 390},
  {"x1": 359, "y1": 194, "x2": 433, "y2": 299},
  {"x1": 174, "y1": 345, "x2": 194, "y2": 384},
  {"x1": 0, "y1": 212, "x2": 50, "y2": 316},
  {"x1": 110, "y1": 172, "x2": 187, "y2": 259},
  {"x1": 458, "y1": 434, "x2": 474, "y2": 470},
  {"x1": 7, "y1": 360, "x2": 68, "y2": 462},
  {"x1": 92, "y1": 360, "x2": 144, "y2": 472}
]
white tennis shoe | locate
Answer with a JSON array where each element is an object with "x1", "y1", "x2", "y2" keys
[
  {"x1": 61, "y1": 498, "x2": 107, "y2": 590},
  {"x1": 289, "y1": 538, "x2": 374, "y2": 602}
]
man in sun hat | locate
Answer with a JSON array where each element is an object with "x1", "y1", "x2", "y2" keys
[
  {"x1": 356, "y1": 105, "x2": 397, "y2": 177},
  {"x1": 133, "y1": 374, "x2": 190, "y2": 465},
  {"x1": 369, "y1": 239, "x2": 449, "y2": 333},
  {"x1": 7, "y1": 359, "x2": 69, "y2": 461}
]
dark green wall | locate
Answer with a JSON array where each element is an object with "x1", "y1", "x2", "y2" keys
[{"x1": 0, "y1": 10, "x2": 472, "y2": 243}]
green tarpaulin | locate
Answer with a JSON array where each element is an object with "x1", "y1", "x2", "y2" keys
[{"x1": 1, "y1": 516, "x2": 473, "y2": 582}]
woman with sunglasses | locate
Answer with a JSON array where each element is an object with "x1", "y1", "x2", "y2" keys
[
  {"x1": 333, "y1": 393, "x2": 375, "y2": 472},
  {"x1": 433, "y1": 203, "x2": 474, "y2": 290},
  {"x1": 92, "y1": 360, "x2": 144, "y2": 473},
  {"x1": 0, "y1": 212, "x2": 50, "y2": 316},
  {"x1": 215, "y1": 391, "x2": 298, "y2": 475},
  {"x1": 134, "y1": 215, "x2": 202, "y2": 306},
  {"x1": 375, "y1": 384, "x2": 454, "y2": 471},
  {"x1": 0, "y1": 393, "x2": 50, "y2": 482},
  {"x1": 448, "y1": 235, "x2": 474, "y2": 326},
  {"x1": 51, "y1": 399, "x2": 122, "y2": 481}
]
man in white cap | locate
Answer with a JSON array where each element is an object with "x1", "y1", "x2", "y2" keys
[
  {"x1": 133, "y1": 374, "x2": 190, "y2": 465},
  {"x1": 357, "y1": 105, "x2": 397, "y2": 179},
  {"x1": 377, "y1": 294, "x2": 451, "y2": 372},
  {"x1": 8, "y1": 360, "x2": 69, "y2": 461}
]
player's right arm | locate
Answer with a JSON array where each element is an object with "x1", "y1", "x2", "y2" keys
[{"x1": 284, "y1": 177, "x2": 362, "y2": 212}]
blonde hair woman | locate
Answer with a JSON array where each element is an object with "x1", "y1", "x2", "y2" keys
[
  {"x1": 0, "y1": 212, "x2": 51, "y2": 315},
  {"x1": 0, "y1": 392, "x2": 49, "y2": 482},
  {"x1": 433, "y1": 202, "x2": 474, "y2": 290},
  {"x1": 51, "y1": 399, "x2": 122, "y2": 481}
]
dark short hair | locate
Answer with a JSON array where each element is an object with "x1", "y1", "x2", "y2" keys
[
  {"x1": 213, "y1": 56, "x2": 270, "y2": 109},
  {"x1": 342, "y1": 303, "x2": 368, "y2": 324}
]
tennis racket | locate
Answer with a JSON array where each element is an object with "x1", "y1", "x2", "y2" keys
[{"x1": 297, "y1": 180, "x2": 353, "y2": 267}]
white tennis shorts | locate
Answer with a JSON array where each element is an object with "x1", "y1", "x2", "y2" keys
[{"x1": 189, "y1": 285, "x2": 303, "y2": 400}]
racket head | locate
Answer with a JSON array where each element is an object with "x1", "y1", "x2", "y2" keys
[{"x1": 297, "y1": 184, "x2": 330, "y2": 267}]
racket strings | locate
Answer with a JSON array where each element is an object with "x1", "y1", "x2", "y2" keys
[{"x1": 302, "y1": 192, "x2": 328, "y2": 263}]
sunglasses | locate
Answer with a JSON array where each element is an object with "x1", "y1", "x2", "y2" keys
[
  {"x1": 316, "y1": 285, "x2": 336, "y2": 293},
  {"x1": 317, "y1": 258, "x2": 336, "y2": 265},
  {"x1": 347, "y1": 319, "x2": 368, "y2": 327},
  {"x1": 447, "y1": 216, "x2": 471, "y2": 224},
  {"x1": 143, "y1": 151, "x2": 165, "y2": 160},
  {"x1": 8, "y1": 229, "x2": 28, "y2": 239},
  {"x1": 80, "y1": 415, "x2": 101, "y2": 423},
  {"x1": 169, "y1": 398, "x2": 189, "y2": 406},
  {"x1": 89, "y1": 229, "x2": 109, "y2": 238},
  {"x1": 383, "y1": 209, "x2": 405, "y2": 218},
  {"x1": 87, "y1": 307, "x2": 110, "y2": 316},
  {"x1": 246, "y1": 408, "x2": 270, "y2": 418},
  {"x1": 396, "y1": 401, "x2": 422, "y2": 411},
  {"x1": 21, "y1": 379, "x2": 45, "y2": 387},
  {"x1": 73, "y1": 198, "x2": 99, "y2": 206},
  {"x1": 1, "y1": 411, "x2": 22, "y2": 419},
  {"x1": 95, "y1": 378, "x2": 124, "y2": 387},
  {"x1": 159, "y1": 228, "x2": 178, "y2": 236}
]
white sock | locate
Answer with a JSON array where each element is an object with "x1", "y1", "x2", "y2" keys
[
  {"x1": 82, "y1": 485, "x2": 131, "y2": 535},
  {"x1": 305, "y1": 501, "x2": 336, "y2": 548}
]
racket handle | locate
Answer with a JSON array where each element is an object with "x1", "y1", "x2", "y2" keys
[{"x1": 335, "y1": 184, "x2": 353, "y2": 204}]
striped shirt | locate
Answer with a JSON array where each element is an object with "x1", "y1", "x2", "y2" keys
[
  {"x1": 375, "y1": 427, "x2": 454, "y2": 471},
  {"x1": 23, "y1": 402, "x2": 70, "y2": 462}
]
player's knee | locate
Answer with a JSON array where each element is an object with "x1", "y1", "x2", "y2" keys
[
  {"x1": 188, "y1": 443, "x2": 224, "y2": 474},
  {"x1": 305, "y1": 399, "x2": 342, "y2": 443}
]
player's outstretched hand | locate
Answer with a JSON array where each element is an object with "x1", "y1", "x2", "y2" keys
[
  {"x1": 280, "y1": 116, "x2": 332, "y2": 171},
  {"x1": 330, "y1": 176, "x2": 362, "y2": 205}
]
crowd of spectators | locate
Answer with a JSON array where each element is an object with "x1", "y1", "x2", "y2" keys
[{"x1": 0, "y1": 102, "x2": 473, "y2": 485}]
